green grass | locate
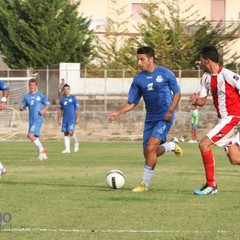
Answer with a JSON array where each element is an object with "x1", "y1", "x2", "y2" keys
[{"x1": 1, "y1": 141, "x2": 240, "y2": 240}]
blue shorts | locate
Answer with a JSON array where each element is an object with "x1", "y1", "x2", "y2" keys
[
  {"x1": 143, "y1": 120, "x2": 173, "y2": 147},
  {"x1": 62, "y1": 122, "x2": 76, "y2": 133},
  {"x1": 28, "y1": 121, "x2": 43, "y2": 137},
  {"x1": 192, "y1": 124, "x2": 198, "y2": 130}
]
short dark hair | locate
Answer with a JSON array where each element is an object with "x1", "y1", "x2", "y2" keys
[
  {"x1": 29, "y1": 78, "x2": 37, "y2": 84},
  {"x1": 200, "y1": 46, "x2": 219, "y2": 63},
  {"x1": 63, "y1": 84, "x2": 70, "y2": 89},
  {"x1": 137, "y1": 46, "x2": 155, "y2": 60}
]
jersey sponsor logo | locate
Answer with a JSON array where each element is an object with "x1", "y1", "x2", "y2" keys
[
  {"x1": 157, "y1": 125, "x2": 166, "y2": 134},
  {"x1": 147, "y1": 83, "x2": 154, "y2": 91},
  {"x1": 156, "y1": 75, "x2": 163, "y2": 83},
  {"x1": 217, "y1": 132, "x2": 224, "y2": 138},
  {"x1": 233, "y1": 75, "x2": 239, "y2": 81}
]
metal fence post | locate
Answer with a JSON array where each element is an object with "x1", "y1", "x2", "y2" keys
[{"x1": 104, "y1": 68, "x2": 107, "y2": 112}]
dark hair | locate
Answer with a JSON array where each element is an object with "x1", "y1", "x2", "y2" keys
[
  {"x1": 137, "y1": 46, "x2": 155, "y2": 60},
  {"x1": 63, "y1": 84, "x2": 70, "y2": 89},
  {"x1": 200, "y1": 46, "x2": 219, "y2": 63},
  {"x1": 29, "y1": 78, "x2": 37, "y2": 84}
]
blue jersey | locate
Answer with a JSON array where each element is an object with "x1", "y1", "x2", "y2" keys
[
  {"x1": 128, "y1": 66, "x2": 180, "y2": 122},
  {"x1": 21, "y1": 91, "x2": 51, "y2": 125},
  {"x1": 0, "y1": 81, "x2": 10, "y2": 91},
  {"x1": 60, "y1": 95, "x2": 80, "y2": 123}
]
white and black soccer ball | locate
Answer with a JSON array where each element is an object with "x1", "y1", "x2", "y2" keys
[{"x1": 106, "y1": 170, "x2": 125, "y2": 189}]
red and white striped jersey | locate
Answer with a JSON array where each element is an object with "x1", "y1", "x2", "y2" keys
[{"x1": 199, "y1": 66, "x2": 240, "y2": 118}]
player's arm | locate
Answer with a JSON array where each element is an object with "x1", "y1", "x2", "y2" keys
[
  {"x1": 19, "y1": 97, "x2": 27, "y2": 111},
  {"x1": 76, "y1": 108, "x2": 80, "y2": 124},
  {"x1": 109, "y1": 102, "x2": 137, "y2": 121},
  {"x1": 58, "y1": 108, "x2": 63, "y2": 126},
  {"x1": 39, "y1": 105, "x2": 49, "y2": 115},
  {"x1": 0, "y1": 89, "x2": 9, "y2": 110},
  {"x1": 189, "y1": 92, "x2": 207, "y2": 106},
  {"x1": 164, "y1": 92, "x2": 181, "y2": 121}
]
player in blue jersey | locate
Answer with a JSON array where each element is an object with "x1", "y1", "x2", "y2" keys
[
  {"x1": 58, "y1": 84, "x2": 80, "y2": 153},
  {"x1": 109, "y1": 46, "x2": 183, "y2": 192},
  {"x1": 20, "y1": 79, "x2": 51, "y2": 161},
  {"x1": 0, "y1": 80, "x2": 10, "y2": 177}
]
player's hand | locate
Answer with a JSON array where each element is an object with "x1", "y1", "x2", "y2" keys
[
  {"x1": 39, "y1": 109, "x2": 46, "y2": 115},
  {"x1": 164, "y1": 110, "x2": 172, "y2": 121},
  {"x1": 189, "y1": 92, "x2": 200, "y2": 102},
  {"x1": 0, "y1": 102, "x2": 6, "y2": 110},
  {"x1": 109, "y1": 112, "x2": 118, "y2": 121},
  {"x1": 19, "y1": 104, "x2": 24, "y2": 111}
]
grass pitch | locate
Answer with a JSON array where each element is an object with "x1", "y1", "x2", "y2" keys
[{"x1": 1, "y1": 141, "x2": 240, "y2": 240}]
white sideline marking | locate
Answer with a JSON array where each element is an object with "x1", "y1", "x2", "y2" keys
[{"x1": 1, "y1": 228, "x2": 229, "y2": 234}]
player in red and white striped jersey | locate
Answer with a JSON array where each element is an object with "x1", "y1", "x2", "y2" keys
[{"x1": 190, "y1": 46, "x2": 240, "y2": 195}]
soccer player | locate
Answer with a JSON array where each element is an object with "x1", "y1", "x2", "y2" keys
[
  {"x1": 20, "y1": 79, "x2": 50, "y2": 161},
  {"x1": 190, "y1": 46, "x2": 240, "y2": 195},
  {"x1": 109, "y1": 46, "x2": 183, "y2": 192},
  {"x1": 0, "y1": 80, "x2": 10, "y2": 177},
  {"x1": 188, "y1": 103, "x2": 199, "y2": 143},
  {"x1": 58, "y1": 84, "x2": 80, "y2": 153}
]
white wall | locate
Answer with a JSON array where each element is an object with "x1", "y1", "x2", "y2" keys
[{"x1": 67, "y1": 77, "x2": 201, "y2": 95}]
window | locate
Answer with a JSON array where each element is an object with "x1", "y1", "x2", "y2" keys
[
  {"x1": 131, "y1": 3, "x2": 149, "y2": 21},
  {"x1": 211, "y1": 0, "x2": 225, "y2": 22}
]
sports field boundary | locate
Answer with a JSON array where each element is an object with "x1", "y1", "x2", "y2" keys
[{"x1": 1, "y1": 228, "x2": 229, "y2": 234}]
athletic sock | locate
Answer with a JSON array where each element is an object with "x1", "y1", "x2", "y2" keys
[
  {"x1": 202, "y1": 150, "x2": 216, "y2": 187},
  {"x1": 0, "y1": 162, "x2": 4, "y2": 170},
  {"x1": 142, "y1": 165, "x2": 154, "y2": 188},
  {"x1": 72, "y1": 134, "x2": 78, "y2": 144},
  {"x1": 161, "y1": 142, "x2": 175, "y2": 153},
  {"x1": 33, "y1": 138, "x2": 43, "y2": 152},
  {"x1": 64, "y1": 136, "x2": 70, "y2": 151}
]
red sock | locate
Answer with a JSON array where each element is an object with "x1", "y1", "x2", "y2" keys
[{"x1": 201, "y1": 150, "x2": 216, "y2": 187}]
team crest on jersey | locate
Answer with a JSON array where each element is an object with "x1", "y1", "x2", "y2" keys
[
  {"x1": 233, "y1": 75, "x2": 239, "y2": 81},
  {"x1": 69, "y1": 98, "x2": 73, "y2": 102},
  {"x1": 147, "y1": 83, "x2": 154, "y2": 91},
  {"x1": 156, "y1": 75, "x2": 163, "y2": 82},
  {"x1": 36, "y1": 96, "x2": 41, "y2": 101}
]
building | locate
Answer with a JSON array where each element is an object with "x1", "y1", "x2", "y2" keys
[{"x1": 78, "y1": 0, "x2": 240, "y2": 62}]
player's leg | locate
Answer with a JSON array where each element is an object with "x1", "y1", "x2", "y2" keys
[
  {"x1": 193, "y1": 117, "x2": 238, "y2": 195},
  {"x1": 68, "y1": 123, "x2": 79, "y2": 152},
  {"x1": 132, "y1": 121, "x2": 181, "y2": 192},
  {"x1": 132, "y1": 122, "x2": 156, "y2": 192},
  {"x1": 156, "y1": 138, "x2": 183, "y2": 157},
  {"x1": 225, "y1": 132, "x2": 240, "y2": 165},
  {"x1": 0, "y1": 162, "x2": 7, "y2": 178},
  {"x1": 132, "y1": 136, "x2": 160, "y2": 192},
  {"x1": 194, "y1": 136, "x2": 217, "y2": 195},
  {"x1": 28, "y1": 123, "x2": 48, "y2": 160},
  {"x1": 226, "y1": 144, "x2": 240, "y2": 165},
  {"x1": 62, "y1": 123, "x2": 70, "y2": 153},
  {"x1": 155, "y1": 120, "x2": 182, "y2": 157},
  {"x1": 63, "y1": 132, "x2": 71, "y2": 153}
]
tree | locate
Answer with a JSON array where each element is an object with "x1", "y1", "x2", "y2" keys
[
  {"x1": 95, "y1": 0, "x2": 132, "y2": 72},
  {"x1": 136, "y1": 0, "x2": 240, "y2": 69},
  {"x1": 192, "y1": 21, "x2": 240, "y2": 68},
  {"x1": 0, "y1": 0, "x2": 95, "y2": 68}
]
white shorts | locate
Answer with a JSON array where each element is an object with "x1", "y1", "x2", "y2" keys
[{"x1": 207, "y1": 116, "x2": 240, "y2": 147}]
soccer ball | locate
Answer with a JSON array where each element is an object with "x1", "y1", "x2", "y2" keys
[{"x1": 106, "y1": 170, "x2": 125, "y2": 189}]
